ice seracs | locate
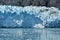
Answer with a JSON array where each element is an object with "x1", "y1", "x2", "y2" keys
[{"x1": 0, "y1": 5, "x2": 60, "y2": 28}]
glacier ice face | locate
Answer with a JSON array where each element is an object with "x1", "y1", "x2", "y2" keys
[{"x1": 0, "y1": 5, "x2": 60, "y2": 28}]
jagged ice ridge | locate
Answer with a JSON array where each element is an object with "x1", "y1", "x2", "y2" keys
[{"x1": 0, "y1": 5, "x2": 60, "y2": 28}]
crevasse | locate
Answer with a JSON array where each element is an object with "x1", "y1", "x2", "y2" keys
[{"x1": 0, "y1": 5, "x2": 60, "y2": 28}]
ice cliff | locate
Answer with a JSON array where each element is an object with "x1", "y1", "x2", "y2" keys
[{"x1": 0, "y1": 5, "x2": 60, "y2": 28}]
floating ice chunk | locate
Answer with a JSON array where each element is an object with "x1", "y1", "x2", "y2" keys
[{"x1": 33, "y1": 24, "x2": 44, "y2": 28}]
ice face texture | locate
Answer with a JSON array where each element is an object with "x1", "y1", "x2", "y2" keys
[{"x1": 0, "y1": 5, "x2": 60, "y2": 28}]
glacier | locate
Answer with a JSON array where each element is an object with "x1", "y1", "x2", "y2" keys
[{"x1": 0, "y1": 5, "x2": 60, "y2": 28}]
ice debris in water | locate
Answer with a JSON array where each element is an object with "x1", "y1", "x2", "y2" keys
[
  {"x1": 0, "y1": 5, "x2": 60, "y2": 28},
  {"x1": 33, "y1": 24, "x2": 44, "y2": 28}
]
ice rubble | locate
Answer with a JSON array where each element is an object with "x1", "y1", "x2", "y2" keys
[{"x1": 0, "y1": 5, "x2": 60, "y2": 28}]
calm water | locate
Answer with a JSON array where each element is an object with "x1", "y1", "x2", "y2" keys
[{"x1": 0, "y1": 28, "x2": 59, "y2": 40}]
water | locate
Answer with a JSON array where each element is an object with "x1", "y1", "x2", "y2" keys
[{"x1": 0, "y1": 28, "x2": 59, "y2": 40}]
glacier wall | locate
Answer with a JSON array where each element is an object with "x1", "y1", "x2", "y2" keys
[{"x1": 0, "y1": 5, "x2": 60, "y2": 28}]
